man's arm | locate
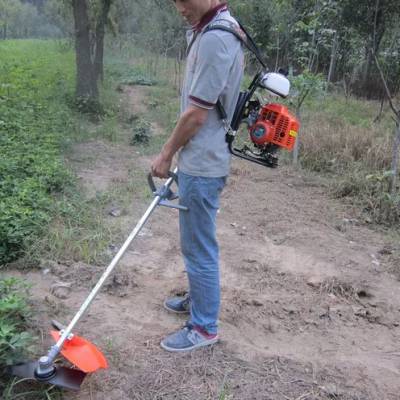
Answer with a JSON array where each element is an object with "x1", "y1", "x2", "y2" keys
[{"x1": 151, "y1": 104, "x2": 209, "y2": 178}]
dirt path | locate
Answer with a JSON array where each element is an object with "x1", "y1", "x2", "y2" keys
[{"x1": 8, "y1": 85, "x2": 400, "y2": 399}]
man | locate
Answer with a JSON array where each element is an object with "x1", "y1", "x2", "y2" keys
[{"x1": 151, "y1": 0, "x2": 244, "y2": 352}]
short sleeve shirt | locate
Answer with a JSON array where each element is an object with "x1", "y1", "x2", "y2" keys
[{"x1": 178, "y1": 9, "x2": 244, "y2": 178}]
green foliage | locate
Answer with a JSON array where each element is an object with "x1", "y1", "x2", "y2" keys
[
  {"x1": 0, "y1": 40, "x2": 75, "y2": 264},
  {"x1": 289, "y1": 70, "x2": 326, "y2": 112},
  {"x1": 0, "y1": 277, "x2": 34, "y2": 366}
]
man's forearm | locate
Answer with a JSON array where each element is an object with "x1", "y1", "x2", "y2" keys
[{"x1": 161, "y1": 105, "x2": 208, "y2": 161}]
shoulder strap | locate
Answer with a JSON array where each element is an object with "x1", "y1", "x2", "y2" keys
[{"x1": 203, "y1": 19, "x2": 267, "y2": 68}]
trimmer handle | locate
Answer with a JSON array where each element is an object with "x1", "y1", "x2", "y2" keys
[
  {"x1": 147, "y1": 170, "x2": 178, "y2": 196},
  {"x1": 147, "y1": 169, "x2": 188, "y2": 211}
]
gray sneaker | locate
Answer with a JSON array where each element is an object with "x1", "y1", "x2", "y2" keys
[
  {"x1": 160, "y1": 324, "x2": 218, "y2": 352},
  {"x1": 163, "y1": 293, "x2": 190, "y2": 314}
]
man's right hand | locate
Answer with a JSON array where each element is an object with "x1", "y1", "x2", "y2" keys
[{"x1": 151, "y1": 151, "x2": 173, "y2": 178}]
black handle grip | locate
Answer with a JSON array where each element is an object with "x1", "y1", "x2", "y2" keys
[
  {"x1": 147, "y1": 173, "x2": 157, "y2": 193},
  {"x1": 147, "y1": 171, "x2": 179, "y2": 194}
]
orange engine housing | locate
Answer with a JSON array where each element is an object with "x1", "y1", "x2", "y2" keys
[{"x1": 249, "y1": 103, "x2": 299, "y2": 151}]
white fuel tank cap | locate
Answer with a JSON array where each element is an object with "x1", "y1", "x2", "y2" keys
[{"x1": 260, "y1": 72, "x2": 290, "y2": 98}]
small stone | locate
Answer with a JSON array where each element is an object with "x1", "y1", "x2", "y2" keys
[
  {"x1": 378, "y1": 246, "x2": 393, "y2": 255},
  {"x1": 321, "y1": 383, "x2": 344, "y2": 397},
  {"x1": 138, "y1": 228, "x2": 153, "y2": 237},
  {"x1": 283, "y1": 305, "x2": 296, "y2": 315},
  {"x1": 352, "y1": 306, "x2": 368, "y2": 317},
  {"x1": 305, "y1": 319, "x2": 318, "y2": 326},
  {"x1": 39, "y1": 259, "x2": 59, "y2": 272},
  {"x1": 307, "y1": 276, "x2": 323, "y2": 288},
  {"x1": 50, "y1": 281, "x2": 72, "y2": 300},
  {"x1": 109, "y1": 208, "x2": 123, "y2": 217}
]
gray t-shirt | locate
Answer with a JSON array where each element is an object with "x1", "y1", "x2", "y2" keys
[{"x1": 177, "y1": 9, "x2": 244, "y2": 178}]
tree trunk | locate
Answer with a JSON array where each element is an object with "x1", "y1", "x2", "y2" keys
[
  {"x1": 327, "y1": 30, "x2": 338, "y2": 89},
  {"x1": 389, "y1": 122, "x2": 400, "y2": 195},
  {"x1": 274, "y1": 34, "x2": 280, "y2": 71},
  {"x1": 361, "y1": 44, "x2": 373, "y2": 92},
  {"x1": 94, "y1": 0, "x2": 112, "y2": 83},
  {"x1": 293, "y1": 109, "x2": 302, "y2": 166},
  {"x1": 308, "y1": 29, "x2": 317, "y2": 71},
  {"x1": 72, "y1": 0, "x2": 98, "y2": 100}
]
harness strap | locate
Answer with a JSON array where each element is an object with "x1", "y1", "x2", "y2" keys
[{"x1": 204, "y1": 19, "x2": 267, "y2": 68}]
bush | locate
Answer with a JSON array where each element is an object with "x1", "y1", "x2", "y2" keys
[{"x1": 131, "y1": 118, "x2": 151, "y2": 145}]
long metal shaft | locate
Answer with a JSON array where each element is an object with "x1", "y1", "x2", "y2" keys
[{"x1": 43, "y1": 171, "x2": 177, "y2": 366}]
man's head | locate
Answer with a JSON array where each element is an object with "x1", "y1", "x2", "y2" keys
[{"x1": 173, "y1": 0, "x2": 222, "y2": 27}]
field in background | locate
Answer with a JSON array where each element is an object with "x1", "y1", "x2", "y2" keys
[{"x1": 2, "y1": 37, "x2": 398, "y2": 274}]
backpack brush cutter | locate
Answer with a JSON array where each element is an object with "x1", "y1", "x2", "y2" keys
[
  {"x1": 218, "y1": 70, "x2": 300, "y2": 168},
  {"x1": 7, "y1": 171, "x2": 186, "y2": 391},
  {"x1": 206, "y1": 18, "x2": 300, "y2": 168}
]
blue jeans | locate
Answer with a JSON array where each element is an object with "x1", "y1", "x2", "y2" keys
[{"x1": 178, "y1": 171, "x2": 226, "y2": 335}]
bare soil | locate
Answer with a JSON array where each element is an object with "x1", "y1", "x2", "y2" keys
[{"x1": 7, "y1": 85, "x2": 400, "y2": 399}]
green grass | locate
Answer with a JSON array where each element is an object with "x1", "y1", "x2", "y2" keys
[
  {"x1": 145, "y1": 85, "x2": 180, "y2": 133},
  {"x1": 305, "y1": 93, "x2": 393, "y2": 130},
  {"x1": 0, "y1": 40, "x2": 135, "y2": 266},
  {"x1": 0, "y1": 40, "x2": 76, "y2": 264}
]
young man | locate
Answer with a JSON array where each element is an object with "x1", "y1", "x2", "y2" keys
[{"x1": 151, "y1": 0, "x2": 244, "y2": 352}]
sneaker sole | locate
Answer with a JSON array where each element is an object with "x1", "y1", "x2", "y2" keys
[
  {"x1": 163, "y1": 300, "x2": 190, "y2": 314},
  {"x1": 160, "y1": 337, "x2": 219, "y2": 353}
]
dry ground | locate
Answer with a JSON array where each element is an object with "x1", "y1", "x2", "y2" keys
[{"x1": 7, "y1": 85, "x2": 400, "y2": 399}]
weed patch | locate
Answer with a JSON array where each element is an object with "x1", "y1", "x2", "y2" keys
[{"x1": 131, "y1": 118, "x2": 151, "y2": 145}]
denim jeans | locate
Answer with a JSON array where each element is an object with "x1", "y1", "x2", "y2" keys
[{"x1": 178, "y1": 170, "x2": 226, "y2": 335}]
